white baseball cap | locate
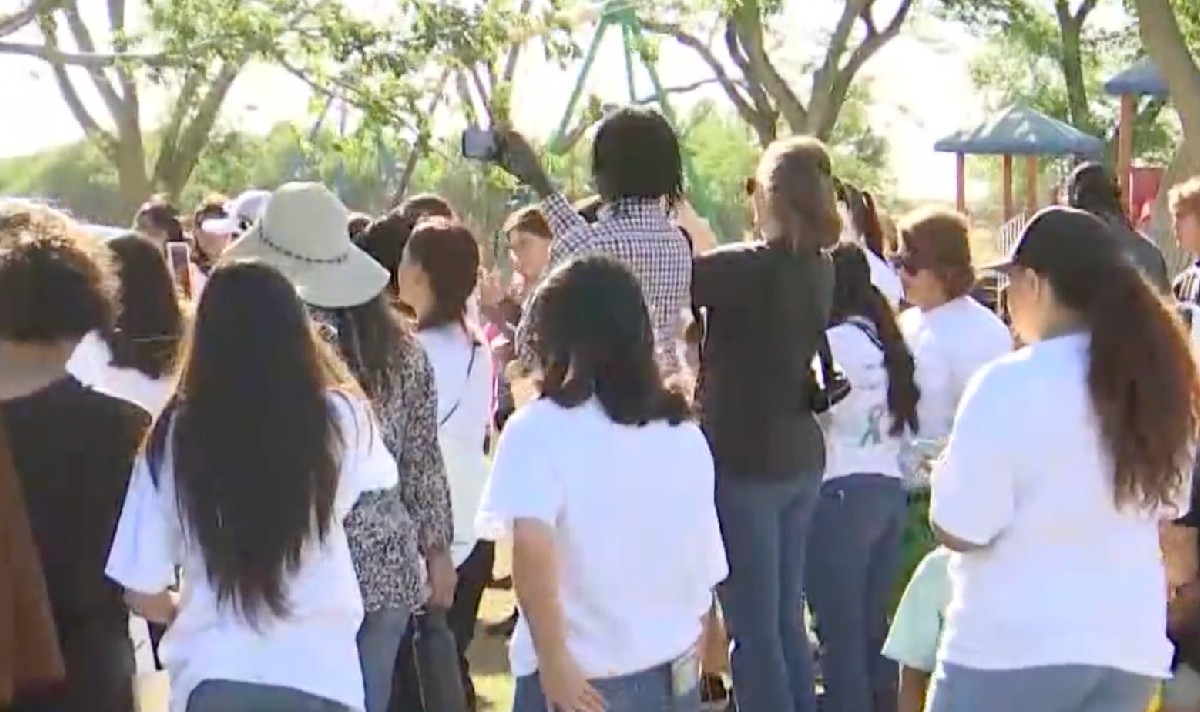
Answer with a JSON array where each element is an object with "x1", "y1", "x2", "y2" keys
[{"x1": 199, "y1": 189, "x2": 271, "y2": 235}]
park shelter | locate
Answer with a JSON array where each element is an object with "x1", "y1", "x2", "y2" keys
[
  {"x1": 934, "y1": 104, "x2": 1105, "y2": 221},
  {"x1": 1103, "y1": 57, "x2": 1169, "y2": 217}
]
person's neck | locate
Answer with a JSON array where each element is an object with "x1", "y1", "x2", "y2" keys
[
  {"x1": 916, "y1": 294, "x2": 952, "y2": 313},
  {"x1": 1033, "y1": 311, "x2": 1086, "y2": 343},
  {"x1": 0, "y1": 340, "x2": 74, "y2": 400}
]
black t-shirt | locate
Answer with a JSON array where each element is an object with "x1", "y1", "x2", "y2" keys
[{"x1": 2, "y1": 377, "x2": 149, "y2": 712}]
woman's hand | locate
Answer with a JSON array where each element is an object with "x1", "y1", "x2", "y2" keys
[
  {"x1": 539, "y1": 652, "x2": 606, "y2": 712},
  {"x1": 425, "y1": 549, "x2": 457, "y2": 608},
  {"x1": 479, "y1": 268, "x2": 506, "y2": 309}
]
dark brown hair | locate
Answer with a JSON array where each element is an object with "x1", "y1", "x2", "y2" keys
[
  {"x1": 105, "y1": 233, "x2": 185, "y2": 379},
  {"x1": 529, "y1": 254, "x2": 689, "y2": 425},
  {"x1": 0, "y1": 202, "x2": 117, "y2": 342},
  {"x1": 502, "y1": 205, "x2": 552, "y2": 239},
  {"x1": 357, "y1": 194, "x2": 454, "y2": 293},
  {"x1": 146, "y1": 260, "x2": 351, "y2": 627},
  {"x1": 347, "y1": 213, "x2": 372, "y2": 242},
  {"x1": 405, "y1": 217, "x2": 481, "y2": 331},
  {"x1": 1042, "y1": 242, "x2": 1200, "y2": 511},
  {"x1": 898, "y1": 207, "x2": 976, "y2": 299},
  {"x1": 830, "y1": 243, "x2": 920, "y2": 436},
  {"x1": 755, "y1": 137, "x2": 841, "y2": 251}
]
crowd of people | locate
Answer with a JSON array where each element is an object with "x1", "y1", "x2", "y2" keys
[{"x1": 3, "y1": 102, "x2": 1200, "y2": 712}]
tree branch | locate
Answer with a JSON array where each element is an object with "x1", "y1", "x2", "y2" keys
[
  {"x1": 155, "y1": 60, "x2": 243, "y2": 194},
  {"x1": 1072, "y1": 0, "x2": 1101, "y2": 22},
  {"x1": 641, "y1": 17, "x2": 776, "y2": 144},
  {"x1": 59, "y1": 1, "x2": 125, "y2": 116},
  {"x1": 729, "y1": 0, "x2": 807, "y2": 132},
  {"x1": 0, "y1": 0, "x2": 60, "y2": 39},
  {"x1": 36, "y1": 15, "x2": 115, "y2": 157},
  {"x1": 0, "y1": 39, "x2": 167, "y2": 67},
  {"x1": 811, "y1": 0, "x2": 914, "y2": 138}
]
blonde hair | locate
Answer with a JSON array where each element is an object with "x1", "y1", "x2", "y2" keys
[
  {"x1": 1169, "y1": 176, "x2": 1200, "y2": 222},
  {"x1": 754, "y1": 136, "x2": 842, "y2": 251}
]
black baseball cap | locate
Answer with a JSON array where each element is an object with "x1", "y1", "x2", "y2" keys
[{"x1": 985, "y1": 206, "x2": 1123, "y2": 278}]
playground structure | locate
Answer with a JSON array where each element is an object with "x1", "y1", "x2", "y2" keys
[
  {"x1": 1104, "y1": 57, "x2": 1170, "y2": 222},
  {"x1": 545, "y1": 0, "x2": 715, "y2": 219},
  {"x1": 934, "y1": 104, "x2": 1104, "y2": 226}
]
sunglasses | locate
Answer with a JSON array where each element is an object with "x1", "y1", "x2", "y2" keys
[{"x1": 890, "y1": 251, "x2": 927, "y2": 274}]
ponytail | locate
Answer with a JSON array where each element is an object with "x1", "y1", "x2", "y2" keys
[
  {"x1": 860, "y1": 284, "x2": 921, "y2": 436},
  {"x1": 1084, "y1": 262, "x2": 1200, "y2": 510}
]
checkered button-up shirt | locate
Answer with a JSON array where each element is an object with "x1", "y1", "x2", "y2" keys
[{"x1": 515, "y1": 192, "x2": 691, "y2": 376}]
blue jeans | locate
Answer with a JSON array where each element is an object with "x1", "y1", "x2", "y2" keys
[
  {"x1": 513, "y1": 660, "x2": 701, "y2": 712},
  {"x1": 927, "y1": 663, "x2": 1157, "y2": 712},
  {"x1": 186, "y1": 680, "x2": 354, "y2": 712},
  {"x1": 715, "y1": 474, "x2": 821, "y2": 712},
  {"x1": 807, "y1": 474, "x2": 907, "y2": 712},
  {"x1": 357, "y1": 607, "x2": 410, "y2": 712}
]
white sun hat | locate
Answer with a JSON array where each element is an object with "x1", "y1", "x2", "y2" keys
[
  {"x1": 200, "y1": 189, "x2": 271, "y2": 236},
  {"x1": 221, "y1": 182, "x2": 388, "y2": 308}
]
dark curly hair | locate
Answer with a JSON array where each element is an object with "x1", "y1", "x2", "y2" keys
[
  {"x1": 104, "y1": 233, "x2": 185, "y2": 379},
  {"x1": 528, "y1": 255, "x2": 689, "y2": 426},
  {"x1": 0, "y1": 201, "x2": 117, "y2": 342}
]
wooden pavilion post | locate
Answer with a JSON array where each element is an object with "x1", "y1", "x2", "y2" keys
[
  {"x1": 955, "y1": 153, "x2": 966, "y2": 213},
  {"x1": 1002, "y1": 154, "x2": 1014, "y2": 221},
  {"x1": 1024, "y1": 155, "x2": 1039, "y2": 214},
  {"x1": 1118, "y1": 94, "x2": 1135, "y2": 216}
]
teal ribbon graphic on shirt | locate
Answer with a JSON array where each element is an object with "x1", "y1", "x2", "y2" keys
[{"x1": 859, "y1": 404, "x2": 885, "y2": 447}]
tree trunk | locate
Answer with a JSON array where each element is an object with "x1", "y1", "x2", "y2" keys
[
  {"x1": 1055, "y1": 10, "x2": 1092, "y2": 132},
  {"x1": 1133, "y1": 0, "x2": 1200, "y2": 169}
]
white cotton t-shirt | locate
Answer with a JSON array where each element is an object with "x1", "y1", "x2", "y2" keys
[
  {"x1": 475, "y1": 397, "x2": 728, "y2": 679},
  {"x1": 105, "y1": 393, "x2": 398, "y2": 712},
  {"x1": 930, "y1": 333, "x2": 1188, "y2": 676},
  {"x1": 899, "y1": 296, "x2": 1011, "y2": 439},
  {"x1": 822, "y1": 320, "x2": 908, "y2": 480},
  {"x1": 416, "y1": 325, "x2": 495, "y2": 567},
  {"x1": 67, "y1": 331, "x2": 173, "y2": 417}
]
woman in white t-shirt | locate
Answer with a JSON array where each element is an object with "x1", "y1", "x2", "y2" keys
[
  {"x1": 397, "y1": 216, "x2": 496, "y2": 704},
  {"x1": 106, "y1": 261, "x2": 398, "y2": 712},
  {"x1": 476, "y1": 255, "x2": 728, "y2": 712},
  {"x1": 807, "y1": 243, "x2": 922, "y2": 712},
  {"x1": 67, "y1": 233, "x2": 183, "y2": 418},
  {"x1": 894, "y1": 208, "x2": 1011, "y2": 441},
  {"x1": 927, "y1": 207, "x2": 1199, "y2": 712}
]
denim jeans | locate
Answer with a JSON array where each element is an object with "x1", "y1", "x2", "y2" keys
[
  {"x1": 512, "y1": 660, "x2": 701, "y2": 712},
  {"x1": 357, "y1": 607, "x2": 411, "y2": 712},
  {"x1": 806, "y1": 474, "x2": 907, "y2": 712},
  {"x1": 185, "y1": 680, "x2": 355, "y2": 712},
  {"x1": 927, "y1": 663, "x2": 1157, "y2": 712},
  {"x1": 715, "y1": 474, "x2": 822, "y2": 712}
]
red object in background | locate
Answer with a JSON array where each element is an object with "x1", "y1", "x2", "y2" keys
[{"x1": 1129, "y1": 165, "x2": 1165, "y2": 222}]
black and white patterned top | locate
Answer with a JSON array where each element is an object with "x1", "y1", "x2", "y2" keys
[
  {"x1": 515, "y1": 193, "x2": 692, "y2": 376},
  {"x1": 1175, "y1": 262, "x2": 1200, "y2": 307},
  {"x1": 311, "y1": 308, "x2": 454, "y2": 612}
]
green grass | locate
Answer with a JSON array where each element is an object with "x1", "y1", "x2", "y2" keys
[{"x1": 469, "y1": 544, "x2": 515, "y2": 712}]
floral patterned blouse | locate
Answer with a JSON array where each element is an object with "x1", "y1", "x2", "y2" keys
[{"x1": 312, "y1": 308, "x2": 454, "y2": 612}]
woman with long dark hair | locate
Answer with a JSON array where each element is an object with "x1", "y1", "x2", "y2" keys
[
  {"x1": 837, "y1": 181, "x2": 903, "y2": 307},
  {"x1": 927, "y1": 207, "x2": 1199, "y2": 712},
  {"x1": 690, "y1": 137, "x2": 839, "y2": 712},
  {"x1": 807, "y1": 242, "x2": 920, "y2": 712},
  {"x1": 68, "y1": 233, "x2": 183, "y2": 417},
  {"x1": 397, "y1": 217, "x2": 495, "y2": 708},
  {"x1": 356, "y1": 194, "x2": 455, "y2": 296},
  {"x1": 476, "y1": 254, "x2": 726, "y2": 712},
  {"x1": 106, "y1": 260, "x2": 399, "y2": 712},
  {"x1": 220, "y1": 182, "x2": 455, "y2": 712}
]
